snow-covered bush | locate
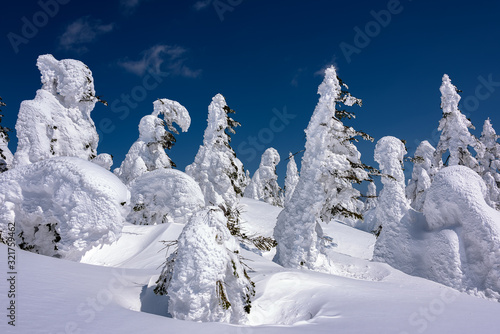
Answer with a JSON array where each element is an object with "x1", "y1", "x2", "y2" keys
[
  {"x1": 0, "y1": 157, "x2": 129, "y2": 260},
  {"x1": 114, "y1": 99, "x2": 191, "y2": 185},
  {"x1": 127, "y1": 169, "x2": 204, "y2": 225},
  {"x1": 434, "y1": 74, "x2": 478, "y2": 170},
  {"x1": 284, "y1": 152, "x2": 299, "y2": 206},
  {"x1": 274, "y1": 66, "x2": 372, "y2": 270},
  {"x1": 406, "y1": 140, "x2": 436, "y2": 211},
  {"x1": 155, "y1": 207, "x2": 255, "y2": 323},
  {"x1": 370, "y1": 136, "x2": 410, "y2": 251},
  {"x1": 13, "y1": 54, "x2": 109, "y2": 167},
  {"x1": 186, "y1": 94, "x2": 246, "y2": 207},
  {"x1": 476, "y1": 118, "x2": 500, "y2": 209},
  {"x1": 244, "y1": 147, "x2": 283, "y2": 207},
  {"x1": 363, "y1": 182, "x2": 377, "y2": 213}
]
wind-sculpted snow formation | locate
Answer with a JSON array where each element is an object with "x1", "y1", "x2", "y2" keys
[
  {"x1": 13, "y1": 54, "x2": 110, "y2": 167},
  {"x1": 127, "y1": 169, "x2": 204, "y2": 225},
  {"x1": 0, "y1": 157, "x2": 129, "y2": 260}
]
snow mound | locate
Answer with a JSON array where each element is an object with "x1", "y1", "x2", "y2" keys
[
  {"x1": 127, "y1": 169, "x2": 204, "y2": 225},
  {"x1": 14, "y1": 54, "x2": 103, "y2": 167},
  {"x1": 0, "y1": 157, "x2": 129, "y2": 260}
]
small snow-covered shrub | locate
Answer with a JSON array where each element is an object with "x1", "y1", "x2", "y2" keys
[
  {"x1": 0, "y1": 157, "x2": 129, "y2": 260},
  {"x1": 127, "y1": 169, "x2": 204, "y2": 225},
  {"x1": 155, "y1": 207, "x2": 255, "y2": 324}
]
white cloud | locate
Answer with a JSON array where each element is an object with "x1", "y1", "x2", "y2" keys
[
  {"x1": 118, "y1": 44, "x2": 201, "y2": 78},
  {"x1": 120, "y1": 0, "x2": 148, "y2": 14},
  {"x1": 314, "y1": 56, "x2": 339, "y2": 77},
  {"x1": 193, "y1": 0, "x2": 212, "y2": 11},
  {"x1": 59, "y1": 17, "x2": 115, "y2": 54}
]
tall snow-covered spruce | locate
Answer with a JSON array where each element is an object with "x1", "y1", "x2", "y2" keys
[
  {"x1": 273, "y1": 66, "x2": 373, "y2": 271},
  {"x1": 0, "y1": 96, "x2": 13, "y2": 173},
  {"x1": 434, "y1": 74, "x2": 478, "y2": 170},
  {"x1": 406, "y1": 140, "x2": 436, "y2": 211},
  {"x1": 154, "y1": 207, "x2": 255, "y2": 324},
  {"x1": 477, "y1": 118, "x2": 500, "y2": 209},
  {"x1": 186, "y1": 94, "x2": 246, "y2": 208},
  {"x1": 114, "y1": 99, "x2": 191, "y2": 185},
  {"x1": 13, "y1": 54, "x2": 110, "y2": 167},
  {"x1": 284, "y1": 152, "x2": 299, "y2": 206},
  {"x1": 244, "y1": 147, "x2": 283, "y2": 207}
]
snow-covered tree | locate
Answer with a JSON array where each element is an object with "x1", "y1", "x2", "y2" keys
[
  {"x1": 363, "y1": 182, "x2": 377, "y2": 212},
  {"x1": 371, "y1": 136, "x2": 410, "y2": 256},
  {"x1": 476, "y1": 118, "x2": 500, "y2": 208},
  {"x1": 127, "y1": 169, "x2": 204, "y2": 225},
  {"x1": 406, "y1": 140, "x2": 436, "y2": 211},
  {"x1": 0, "y1": 96, "x2": 13, "y2": 173},
  {"x1": 155, "y1": 207, "x2": 255, "y2": 323},
  {"x1": 0, "y1": 157, "x2": 129, "y2": 260},
  {"x1": 434, "y1": 74, "x2": 478, "y2": 170},
  {"x1": 244, "y1": 147, "x2": 283, "y2": 207},
  {"x1": 114, "y1": 99, "x2": 190, "y2": 185},
  {"x1": 13, "y1": 54, "x2": 110, "y2": 167},
  {"x1": 284, "y1": 152, "x2": 299, "y2": 206},
  {"x1": 186, "y1": 94, "x2": 246, "y2": 208},
  {"x1": 273, "y1": 66, "x2": 373, "y2": 270}
]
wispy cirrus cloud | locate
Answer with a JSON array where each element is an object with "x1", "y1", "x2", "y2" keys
[
  {"x1": 118, "y1": 44, "x2": 201, "y2": 78},
  {"x1": 193, "y1": 0, "x2": 212, "y2": 11},
  {"x1": 59, "y1": 16, "x2": 115, "y2": 54},
  {"x1": 120, "y1": 0, "x2": 149, "y2": 15}
]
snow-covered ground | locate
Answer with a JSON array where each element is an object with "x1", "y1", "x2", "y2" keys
[{"x1": 2, "y1": 197, "x2": 500, "y2": 333}]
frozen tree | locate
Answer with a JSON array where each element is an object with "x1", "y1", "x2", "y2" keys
[
  {"x1": 284, "y1": 152, "x2": 299, "y2": 206},
  {"x1": 114, "y1": 99, "x2": 191, "y2": 185},
  {"x1": 13, "y1": 54, "x2": 110, "y2": 167},
  {"x1": 274, "y1": 66, "x2": 373, "y2": 270},
  {"x1": 244, "y1": 147, "x2": 283, "y2": 207},
  {"x1": 371, "y1": 136, "x2": 410, "y2": 257},
  {"x1": 186, "y1": 94, "x2": 246, "y2": 208},
  {"x1": 476, "y1": 118, "x2": 500, "y2": 208},
  {"x1": 155, "y1": 207, "x2": 255, "y2": 323},
  {"x1": 406, "y1": 140, "x2": 436, "y2": 211},
  {"x1": 0, "y1": 157, "x2": 129, "y2": 260},
  {"x1": 434, "y1": 74, "x2": 478, "y2": 170},
  {"x1": 363, "y1": 182, "x2": 377, "y2": 212},
  {"x1": 128, "y1": 169, "x2": 204, "y2": 225},
  {"x1": 0, "y1": 97, "x2": 13, "y2": 173}
]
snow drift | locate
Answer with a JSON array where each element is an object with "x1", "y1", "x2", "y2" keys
[{"x1": 0, "y1": 157, "x2": 129, "y2": 260}]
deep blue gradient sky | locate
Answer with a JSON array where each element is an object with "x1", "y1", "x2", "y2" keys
[{"x1": 1, "y1": 0, "x2": 500, "y2": 189}]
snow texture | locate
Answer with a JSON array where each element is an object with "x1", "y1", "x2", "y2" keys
[
  {"x1": 244, "y1": 147, "x2": 283, "y2": 207},
  {"x1": 13, "y1": 54, "x2": 105, "y2": 167},
  {"x1": 283, "y1": 152, "x2": 299, "y2": 206},
  {"x1": 0, "y1": 157, "x2": 129, "y2": 260},
  {"x1": 274, "y1": 66, "x2": 368, "y2": 271},
  {"x1": 92, "y1": 153, "x2": 113, "y2": 170},
  {"x1": 186, "y1": 94, "x2": 246, "y2": 207},
  {"x1": 363, "y1": 182, "x2": 377, "y2": 212},
  {"x1": 434, "y1": 74, "x2": 478, "y2": 169},
  {"x1": 155, "y1": 207, "x2": 255, "y2": 323},
  {"x1": 127, "y1": 169, "x2": 204, "y2": 225},
  {"x1": 406, "y1": 140, "x2": 436, "y2": 211},
  {"x1": 114, "y1": 99, "x2": 191, "y2": 185},
  {"x1": 370, "y1": 136, "x2": 410, "y2": 253}
]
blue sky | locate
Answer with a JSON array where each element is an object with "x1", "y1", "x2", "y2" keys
[{"x1": 1, "y1": 0, "x2": 500, "y2": 189}]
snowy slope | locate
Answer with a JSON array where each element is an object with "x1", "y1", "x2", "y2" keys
[{"x1": 2, "y1": 198, "x2": 500, "y2": 333}]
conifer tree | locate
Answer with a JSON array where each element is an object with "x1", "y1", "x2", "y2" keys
[
  {"x1": 155, "y1": 207, "x2": 255, "y2": 324},
  {"x1": 434, "y1": 74, "x2": 479, "y2": 170},
  {"x1": 406, "y1": 140, "x2": 436, "y2": 211},
  {"x1": 0, "y1": 96, "x2": 13, "y2": 173},
  {"x1": 244, "y1": 147, "x2": 284, "y2": 207},
  {"x1": 186, "y1": 94, "x2": 246, "y2": 208},
  {"x1": 273, "y1": 66, "x2": 374, "y2": 270},
  {"x1": 284, "y1": 152, "x2": 299, "y2": 206},
  {"x1": 363, "y1": 182, "x2": 377, "y2": 213},
  {"x1": 114, "y1": 98, "x2": 190, "y2": 185},
  {"x1": 477, "y1": 118, "x2": 500, "y2": 208}
]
